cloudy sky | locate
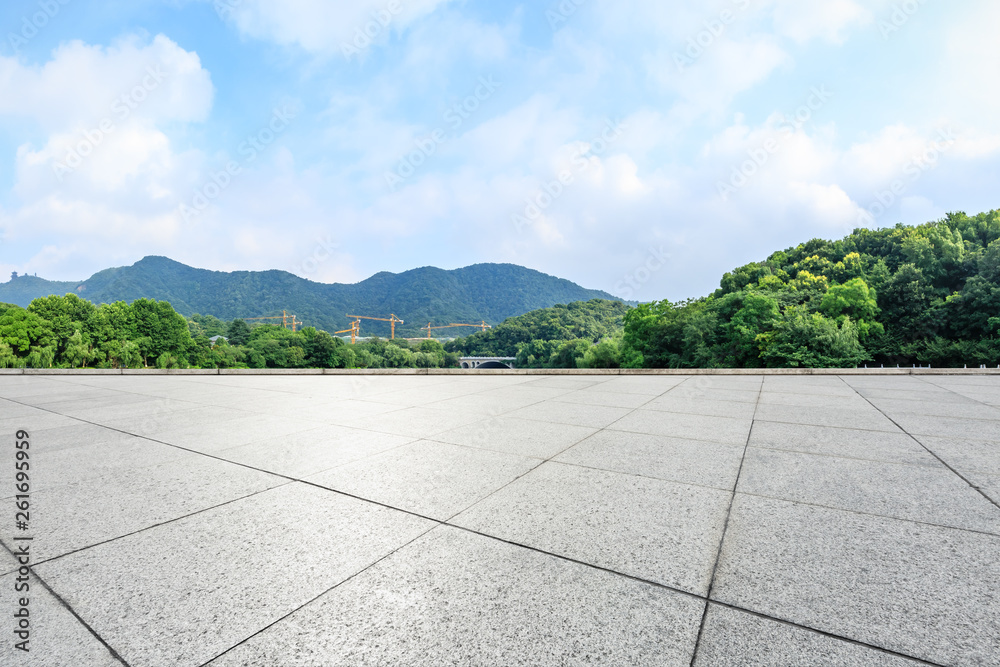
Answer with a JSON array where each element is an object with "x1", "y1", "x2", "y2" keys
[{"x1": 1, "y1": 0, "x2": 998, "y2": 301}]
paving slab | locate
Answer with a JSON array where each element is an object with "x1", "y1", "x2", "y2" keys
[
  {"x1": 550, "y1": 388, "x2": 656, "y2": 409},
  {"x1": 9, "y1": 390, "x2": 123, "y2": 407},
  {"x1": 554, "y1": 430, "x2": 745, "y2": 490},
  {"x1": 966, "y1": 470, "x2": 1000, "y2": 506},
  {"x1": 521, "y1": 377, "x2": 609, "y2": 390},
  {"x1": 738, "y1": 447, "x2": 1000, "y2": 533},
  {"x1": 136, "y1": 412, "x2": 329, "y2": 453},
  {"x1": 1, "y1": 453, "x2": 286, "y2": 561},
  {"x1": 643, "y1": 395, "x2": 758, "y2": 419},
  {"x1": 576, "y1": 375, "x2": 685, "y2": 395},
  {"x1": 849, "y1": 385, "x2": 973, "y2": 404},
  {"x1": 42, "y1": 394, "x2": 191, "y2": 419},
  {"x1": 34, "y1": 483, "x2": 435, "y2": 667},
  {"x1": 0, "y1": 546, "x2": 17, "y2": 575},
  {"x1": 432, "y1": 415, "x2": 598, "y2": 459},
  {"x1": 865, "y1": 397, "x2": 1000, "y2": 421},
  {"x1": 753, "y1": 403, "x2": 899, "y2": 431},
  {"x1": 682, "y1": 376, "x2": 762, "y2": 389},
  {"x1": 1, "y1": 397, "x2": 56, "y2": 416},
  {"x1": 357, "y1": 387, "x2": 474, "y2": 407},
  {"x1": 66, "y1": 397, "x2": 206, "y2": 423},
  {"x1": 96, "y1": 405, "x2": 252, "y2": 438},
  {"x1": 453, "y1": 461, "x2": 731, "y2": 595},
  {"x1": 207, "y1": 526, "x2": 705, "y2": 667},
  {"x1": 238, "y1": 396, "x2": 401, "y2": 422},
  {"x1": 666, "y1": 386, "x2": 760, "y2": 403},
  {"x1": 760, "y1": 383, "x2": 870, "y2": 408},
  {"x1": 213, "y1": 424, "x2": 416, "y2": 478},
  {"x1": 912, "y1": 435, "x2": 1000, "y2": 475},
  {"x1": 609, "y1": 409, "x2": 753, "y2": 445},
  {"x1": 692, "y1": 604, "x2": 927, "y2": 667},
  {"x1": 0, "y1": 571, "x2": 123, "y2": 667},
  {"x1": 308, "y1": 439, "x2": 538, "y2": 520},
  {"x1": 842, "y1": 376, "x2": 940, "y2": 390},
  {"x1": 421, "y1": 391, "x2": 549, "y2": 415},
  {"x1": 756, "y1": 391, "x2": 871, "y2": 409},
  {"x1": 473, "y1": 383, "x2": 580, "y2": 403},
  {"x1": 17, "y1": 421, "x2": 154, "y2": 455},
  {"x1": 336, "y1": 405, "x2": 485, "y2": 438},
  {"x1": 8, "y1": 435, "x2": 191, "y2": 494},
  {"x1": 0, "y1": 379, "x2": 67, "y2": 399},
  {"x1": 763, "y1": 375, "x2": 855, "y2": 396},
  {"x1": 889, "y1": 413, "x2": 1000, "y2": 440},
  {"x1": 749, "y1": 420, "x2": 937, "y2": 466},
  {"x1": 0, "y1": 412, "x2": 79, "y2": 433},
  {"x1": 712, "y1": 494, "x2": 1000, "y2": 666},
  {"x1": 506, "y1": 400, "x2": 634, "y2": 429}
]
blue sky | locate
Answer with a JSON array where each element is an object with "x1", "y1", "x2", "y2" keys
[{"x1": 1, "y1": 0, "x2": 998, "y2": 302}]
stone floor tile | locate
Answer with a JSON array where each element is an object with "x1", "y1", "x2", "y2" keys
[
  {"x1": 692, "y1": 604, "x2": 927, "y2": 666},
  {"x1": 712, "y1": 494, "x2": 1000, "y2": 666},
  {"x1": 453, "y1": 462, "x2": 731, "y2": 594},
  {"x1": 34, "y1": 483, "x2": 435, "y2": 667},
  {"x1": 207, "y1": 526, "x2": 705, "y2": 667},
  {"x1": 738, "y1": 447, "x2": 1000, "y2": 533},
  {"x1": 308, "y1": 439, "x2": 538, "y2": 520},
  {"x1": 554, "y1": 429, "x2": 744, "y2": 490}
]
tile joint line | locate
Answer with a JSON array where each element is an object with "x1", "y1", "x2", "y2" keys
[
  {"x1": 838, "y1": 375, "x2": 1000, "y2": 513},
  {"x1": 688, "y1": 377, "x2": 764, "y2": 666}
]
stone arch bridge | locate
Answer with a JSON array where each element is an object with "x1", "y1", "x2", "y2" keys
[{"x1": 459, "y1": 357, "x2": 516, "y2": 369}]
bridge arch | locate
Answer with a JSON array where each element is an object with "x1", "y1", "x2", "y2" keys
[{"x1": 459, "y1": 357, "x2": 516, "y2": 369}]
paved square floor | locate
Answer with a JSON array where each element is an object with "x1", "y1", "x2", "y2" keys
[{"x1": 1, "y1": 373, "x2": 999, "y2": 666}]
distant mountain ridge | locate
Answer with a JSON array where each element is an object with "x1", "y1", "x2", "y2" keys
[{"x1": 0, "y1": 256, "x2": 621, "y2": 336}]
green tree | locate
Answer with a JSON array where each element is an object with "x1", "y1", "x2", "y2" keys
[
  {"x1": 63, "y1": 330, "x2": 95, "y2": 368},
  {"x1": 227, "y1": 318, "x2": 251, "y2": 346},
  {"x1": 0, "y1": 341, "x2": 18, "y2": 368},
  {"x1": 0, "y1": 307, "x2": 55, "y2": 356},
  {"x1": 758, "y1": 308, "x2": 869, "y2": 368},
  {"x1": 581, "y1": 339, "x2": 621, "y2": 368},
  {"x1": 119, "y1": 340, "x2": 143, "y2": 368},
  {"x1": 25, "y1": 346, "x2": 56, "y2": 369}
]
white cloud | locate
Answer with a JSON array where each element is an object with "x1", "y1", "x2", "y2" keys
[
  {"x1": 648, "y1": 35, "x2": 789, "y2": 118},
  {"x1": 0, "y1": 34, "x2": 213, "y2": 250},
  {"x1": 0, "y1": 34, "x2": 213, "y2": 130},
  {"x1": 767, "y1": 0, "x2": 872, "y2": 44},
  {"x1": 221, "y1": 0, "x2": 455, "y2": 56}
]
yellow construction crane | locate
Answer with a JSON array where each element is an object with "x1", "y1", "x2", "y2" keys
[
  {"x1": 345, "y1": 313, "x2": 404, "y2": 339},
  {"x1": 243, "y1": 310, "x2": 302, "y2": 332},
  {"x1": 419, "y1": 321, "x2": 491, "y2": 338},
  {"x1": 335, "y1": 319, "x2": 360, "y2": 344}
]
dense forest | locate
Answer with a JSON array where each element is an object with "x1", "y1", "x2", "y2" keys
[
  {"x1": 2, "y1": 210, "x2": 998, "y2": 370},
  {"x1": 0, "y1": 295, "x2": 460, "y2": 370},
  {"x1": 0, "y1": 257, "x2": 618, "y2": 337},
  {"x1": 0, "y1": 294, "x2": 626, "y2": 370},
  {"x1": 620, "y1": 210, "x2": 1000, "y2": 368},
  {"x1": 445, "y1": 299, "x2": 628, "y2": 368}
]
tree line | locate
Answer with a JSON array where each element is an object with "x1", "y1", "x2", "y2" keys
[
  {"x1": 0, "y1": 295, "x2": 459, "y2": 370},
  {"x1": 620, "y1": 210, "x2": 1000, "y2": 368},
  {"x1": 3, "y1": 210, "x2": 999, "y2": 369}
]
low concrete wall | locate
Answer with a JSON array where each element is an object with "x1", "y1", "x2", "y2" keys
[{"x1": 2, "y1": 367, "x2": 999, "y2": 376}]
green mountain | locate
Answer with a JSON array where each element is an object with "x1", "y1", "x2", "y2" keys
[{"x1": 0, "y1": 257, "x2": 621, "y2": 337}]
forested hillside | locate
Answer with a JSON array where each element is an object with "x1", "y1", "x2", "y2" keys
[
  {"x1": 0, "y1": 257, "x2": 619, "y2": 336},
  {"x1": 621, "y1": 210, "x2": 1000, "y2": 368}
]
